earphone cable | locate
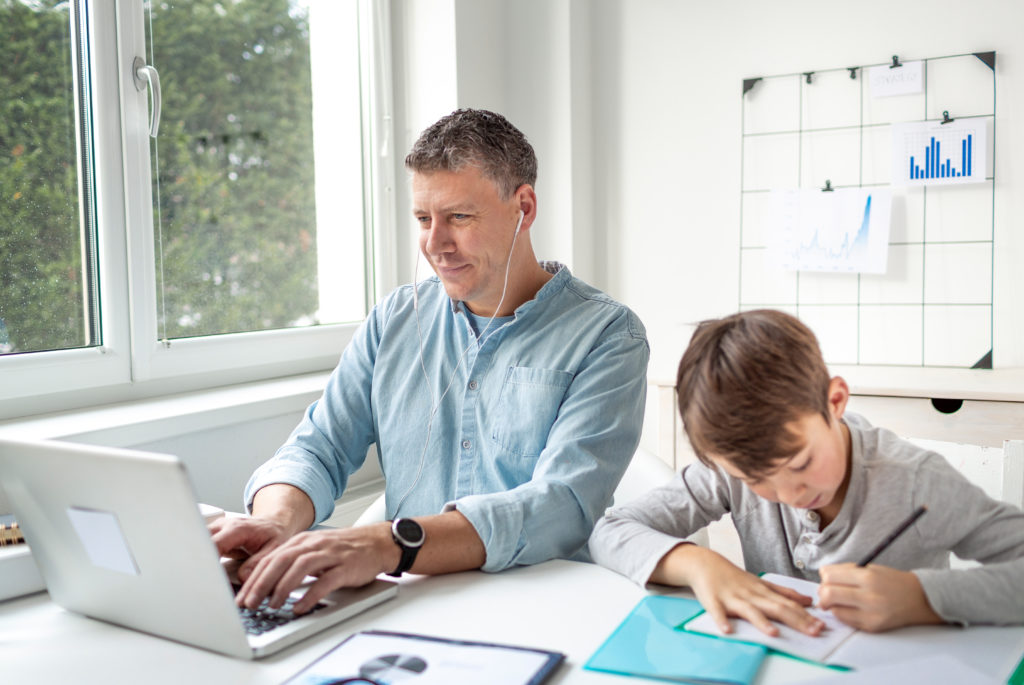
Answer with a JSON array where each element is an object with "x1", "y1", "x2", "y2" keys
[{"x1": 394, "y1": 212, "x2": 523, "y2": 515}]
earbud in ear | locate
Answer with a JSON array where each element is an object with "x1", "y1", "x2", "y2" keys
[{"x1": 515, "y1": 210, "x2": 525, "y2": 234}]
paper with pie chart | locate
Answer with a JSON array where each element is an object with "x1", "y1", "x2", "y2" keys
[{"x1": 285, "y1": 630, "x2": 564, "y2": 685}]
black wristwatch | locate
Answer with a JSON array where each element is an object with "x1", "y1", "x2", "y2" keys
[{"x1": 387, "y1": 518, "x2": 425, "y2": 577}]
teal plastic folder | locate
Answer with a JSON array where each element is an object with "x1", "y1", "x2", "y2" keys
[{"x1": 584, "y1": 596, "x2": 767, "y2": 684}]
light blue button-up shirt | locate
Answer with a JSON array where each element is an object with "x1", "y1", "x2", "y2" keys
[{"x1": 245, "y1": 262, "x2": 649, "y2": 571}]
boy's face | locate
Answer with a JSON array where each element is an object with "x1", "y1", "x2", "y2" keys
[{"x1": 711, "y1": 377, "x2": 852, "y2": 518}]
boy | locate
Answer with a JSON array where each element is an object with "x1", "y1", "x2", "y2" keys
[{"x1": 589, "y1": 309, "x2": 1024, "y2": 636}]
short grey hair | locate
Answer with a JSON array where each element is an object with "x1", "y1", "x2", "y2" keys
[{"x1": 405, "y1": 108, "x2": 537, "y2": 200}]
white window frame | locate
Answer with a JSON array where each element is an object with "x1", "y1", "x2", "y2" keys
[{"x1": 0, "y1": 0, "x2": 394, "y2": 419}]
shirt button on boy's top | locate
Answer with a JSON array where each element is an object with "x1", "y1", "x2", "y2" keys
[
  {"x1": 806, "y1": 511, "x2": 819, "y2": 523},
  {"x1": 468, "y1": 380, "x2": 478, "y2": 390},
  {"x1": 795, "y1": 560, "x2": 806, "y2": 569}
]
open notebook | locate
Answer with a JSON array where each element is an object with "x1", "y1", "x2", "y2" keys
[
  {"x1": 683, "y1": 574, "x2": 853, "y2": 667},
  {"x1": 0, "y1": 437, "x2": 398, "y2": 659},
  {"x1": 682, "y1": 573, "x2": 1024, "y2": 679}
]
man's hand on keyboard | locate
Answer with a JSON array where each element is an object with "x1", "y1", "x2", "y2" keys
[
  {"x1": 209, "y1": 515, "x2": 291, "y2": 576},
  {"x1": 229, "y1": 523, "x2": 396, "y2": 615}
]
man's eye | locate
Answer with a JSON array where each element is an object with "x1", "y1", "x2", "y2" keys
[
  {"x1": 452, "y1": 213, "x2": 470, "y2": 221},
  {"x1": 415, "y1": 216, "x2": 430, "y2": 225}
]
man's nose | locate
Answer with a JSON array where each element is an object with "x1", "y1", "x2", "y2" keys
[{"x1": 423, "y1": 219, "x2": 453, "y2": 254}]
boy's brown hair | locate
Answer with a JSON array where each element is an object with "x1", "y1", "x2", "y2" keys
[{"x1": 675, "y1": 309, "x2": 831, "y2": 477}]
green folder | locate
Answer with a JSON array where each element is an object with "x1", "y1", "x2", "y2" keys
[
  {"x1": 584, "y1": 596, "x2": 766, "y2": 684},
  {"x1": 1009, "y1": 652, "x2": 1024, "y2": 685}
]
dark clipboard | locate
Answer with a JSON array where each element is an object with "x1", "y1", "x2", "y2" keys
[{"x1": 284, "y1": 629, "x2": 565, "y2": 685}]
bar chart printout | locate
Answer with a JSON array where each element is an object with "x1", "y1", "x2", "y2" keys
[
  {"x1": 891, "y1": 119, "x2": 987, "y2": 186},
  {"x1": 766, "y1": 188, "x2": 892, "y2": 274}
]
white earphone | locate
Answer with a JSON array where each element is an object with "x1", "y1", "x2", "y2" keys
[{"x1": 395, "y1": 209, "x2": 525, "y2": 515}]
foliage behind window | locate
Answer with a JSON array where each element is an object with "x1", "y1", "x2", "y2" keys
[
  {"x1": 0, "y1": 0, "x2": 85, "y2": 355},
  {"x1": 150, "y1": 0, "x2": 319, "y2": 340}
]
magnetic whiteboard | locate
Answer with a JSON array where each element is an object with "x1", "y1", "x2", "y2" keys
[{"x1": 738, "y1": 52, "x2": 996, "y2": 369}]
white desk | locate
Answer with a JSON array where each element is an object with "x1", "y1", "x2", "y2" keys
[{"x1": 0, "y1": 559, "x2": 1020, "y2": 684}]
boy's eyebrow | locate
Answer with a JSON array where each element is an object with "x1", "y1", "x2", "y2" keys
[
  {"x1": 787, "y1": 453, "x2": 813, "y2": 468},
  {"x1": 749, "y1": 451, "x2": 805, "y2": 479}
]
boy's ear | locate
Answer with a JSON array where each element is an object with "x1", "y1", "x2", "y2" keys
[{"x1": 827, "y1": 376, "x2": 850, "y2": 421}]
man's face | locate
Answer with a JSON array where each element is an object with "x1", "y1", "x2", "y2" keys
[{"x1": 412, "y1": 166, "x2": 522, "y2": 316}]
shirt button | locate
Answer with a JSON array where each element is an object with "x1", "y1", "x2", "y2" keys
[
  {"x1": 806, "y1": 511, "x2": 819, "y2": 522},
  {"x1": 462, "y1": 440, "x2": 471, "y2": 449},
  {"x1": 795, "y1": 560, "x2": 806, "y2": 569},
  {"x1": 468, "y1": 380, "x2": 478, "y2": 390}
]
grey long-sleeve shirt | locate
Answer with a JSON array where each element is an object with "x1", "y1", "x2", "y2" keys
[{"x1": 589, "y1": 413, "x2": 1024, "y2": 625}]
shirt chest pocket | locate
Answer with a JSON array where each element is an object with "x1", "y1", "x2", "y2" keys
[{"x1": 491, "y1": 366, "x2": 573, "y2": 458}]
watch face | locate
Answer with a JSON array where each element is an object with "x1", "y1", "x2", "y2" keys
[{"x1": 394, "y1": 518, "x2": 425, "y2": 546}]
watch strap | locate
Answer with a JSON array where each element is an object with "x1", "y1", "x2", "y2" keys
[{"x1": 388, "y1": 518, "x2": 424, "y2": 577}]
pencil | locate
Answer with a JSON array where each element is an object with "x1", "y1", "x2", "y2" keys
[{"x1": 857, "y1": 505, "x2": 927, "y2": 566}]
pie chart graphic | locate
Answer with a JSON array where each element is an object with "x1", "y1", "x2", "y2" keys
[{"x1": 358, "y1": 653, "x2": 428, "y2": 682}]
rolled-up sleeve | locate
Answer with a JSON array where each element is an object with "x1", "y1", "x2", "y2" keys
[{"x1": 244, "y1": 309, "x2": 382, "y2": 523}]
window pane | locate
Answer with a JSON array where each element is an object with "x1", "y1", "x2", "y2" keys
[
  {"x1": 147, "y1": 0, "x2": 367, "y2": 341},
  {"x1": 0, "y1": 0, "x2": 95, "y2": 355}
]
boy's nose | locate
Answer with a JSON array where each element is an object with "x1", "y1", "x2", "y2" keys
[{"x1": 777, "y1": 481, "x2": 807, "y2": 506}]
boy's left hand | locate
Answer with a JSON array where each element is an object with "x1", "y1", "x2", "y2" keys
[{"x1": 818, "y1": 563, "x2": 944, "y2": 632}]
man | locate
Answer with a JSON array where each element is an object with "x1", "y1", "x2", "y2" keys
[{"x1": 212, "y1": 109, "x2": 649, "y2": 614}]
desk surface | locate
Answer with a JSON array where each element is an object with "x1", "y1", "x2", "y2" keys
[{"x1": 0, "y1": 559, "x2": 1020, "y2": 684}]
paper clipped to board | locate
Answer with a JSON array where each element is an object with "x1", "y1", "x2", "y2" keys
[{"x1": 766, "y1": 188, "x2": 892, "y2": 274}]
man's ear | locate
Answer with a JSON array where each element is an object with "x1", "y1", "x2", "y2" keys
[
  {"x1": 827, "y1": 376, "x2": 850, "y2": 421},
  {"x1": 513, "y1": 184, "x2": 538, "y2": 232}
]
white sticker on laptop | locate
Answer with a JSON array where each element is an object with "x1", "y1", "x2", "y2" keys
[{"x1": 66, "y1": 506, "x2": 140, "y2": 576}]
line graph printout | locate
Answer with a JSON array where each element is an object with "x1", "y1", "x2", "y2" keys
[
  {"x1": 891, "y1": 119, "x2": 987, "y2": 186},
  {"x1": 767, "y1": 188, "x2": 892, "y2": 273}
]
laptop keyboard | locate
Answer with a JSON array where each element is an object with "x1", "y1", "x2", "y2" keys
[{"x1": 237, "y1": 594, "x2": 328, "y2": 636}]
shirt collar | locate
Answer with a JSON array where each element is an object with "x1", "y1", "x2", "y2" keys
[{"x1": 449, "y1": 261, "x2": 570, "y2": 316}]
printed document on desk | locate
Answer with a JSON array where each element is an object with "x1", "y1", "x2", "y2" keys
[{"x1": 284, "y1": 630, "x2": 564, "y2": 685}]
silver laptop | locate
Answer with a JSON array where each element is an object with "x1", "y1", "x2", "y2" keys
[{"x1": 0, "y1": 437, "x2": 397, "y2": 659}]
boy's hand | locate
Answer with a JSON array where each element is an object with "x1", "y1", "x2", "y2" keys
[
  {"x1": 818, "y1": 563, "x2": 944, "y2": 632},
  {"x1": 651, "y1": 544, "x2": 825, "y2": 637}
]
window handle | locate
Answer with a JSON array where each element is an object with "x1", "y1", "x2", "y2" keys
[{"x1": 132, "y1": 56, "x2": 162, "y2": 138}]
